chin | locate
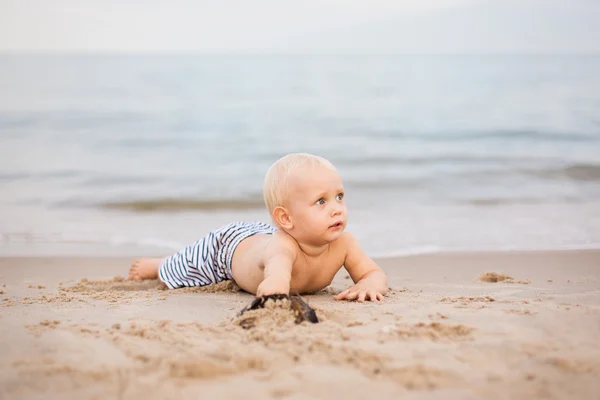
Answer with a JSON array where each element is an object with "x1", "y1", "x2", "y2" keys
[{"x1": 324, "y1": 227, "x2": 345, "y2": 242}]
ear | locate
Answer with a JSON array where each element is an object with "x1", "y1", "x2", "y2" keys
[{"x1": 273, "y1": 206, "x2": 293, "y2": 230}]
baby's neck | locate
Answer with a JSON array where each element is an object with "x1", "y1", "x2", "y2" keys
[{"x1": 296, "y1": 240, "x2": 331, "y2": 258}]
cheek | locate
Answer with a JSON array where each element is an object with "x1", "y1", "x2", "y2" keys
[
  {"x1": 305, "y1": 209, "x2": 322, "y2": 223},
  {"x1": 318, "y1": 210, "x2": 330, "y2": 223}
]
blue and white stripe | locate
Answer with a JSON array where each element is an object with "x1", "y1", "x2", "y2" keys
[{"x1": 158, "y1": 221, "x2": 276, "y2": 289}]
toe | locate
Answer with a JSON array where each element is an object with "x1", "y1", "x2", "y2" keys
[{"x1": 127, "y1": 266, "x2": 137, "y2": 280}]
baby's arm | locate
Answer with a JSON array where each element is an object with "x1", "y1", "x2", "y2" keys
[
  {"x1": 256, "y1": 237, "x2": 296, "y2": 297},
  {"x1": 334, "y1": 233, "x2": 388, "y2": 302}
]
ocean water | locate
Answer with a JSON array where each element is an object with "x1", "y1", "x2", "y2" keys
[{"x1": 1, "y1": 54, "x2": 600, "y2": 256}]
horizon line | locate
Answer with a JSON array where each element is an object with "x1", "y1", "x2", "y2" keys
[{"x1": 1, "y1": 50, "x2": 599, "y2": 57}]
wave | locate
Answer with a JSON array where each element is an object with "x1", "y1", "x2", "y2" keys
[
  {"x1": 79, "y1": 175, "x2": 161, "y2": 187},
  {"x1": 319, "y1": 157, "x2": 600, "y2": 183},
  {"x1": 99, "y1": 198, "x2": 265, "y2": 212},
  {"x1": 451, "y1": 163, "x2": 600, "y2": 182},
  {"x1": 345, "y1": 178, "x2": 425, "y2": 189},
  {"x1": 331, "y1": 154, "x2": 549, "y2": 167},
  {"x1": 465, "y1": 196, "x2": 582, "y2": 206},
  {"x1": 442, "y1": 130, "x2": 598, "y2": 142},
  {"x1": 0, "y1": 172, "x2": 31, "y2": 182},
  {"x1": 371, "y1": 243, "x2": 600, "y2": 259},
  {"x1": 0, "y1": 232, "x2": 186, "y2": 251},
  {"x1": 0, "y1": 170, "x2": 83, "y2": 182},
  {"x1": 363, "y1": 129, "x2": 600, "y2": 142},
  {"x1": 3, "y1": 231, "x2": 599, "y2": 258},
  {"x1": 526, "y1": 164, "x2": 600, "y2": 181},
  {"x1": 344, "y1": 163, "x2": 600, "y2": 189}
]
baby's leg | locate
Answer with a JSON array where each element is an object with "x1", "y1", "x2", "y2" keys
[{"x1": 128, "y1": 258, "x2": 164, "y2": 280}]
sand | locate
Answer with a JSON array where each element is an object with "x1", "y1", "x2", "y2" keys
[{"x1": 1, "y1": 250, "x2": 599, "y2": 399}]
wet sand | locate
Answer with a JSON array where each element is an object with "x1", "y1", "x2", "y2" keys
[{"x1": 1, "y1": 250, "x2": 599, "y2": 399}]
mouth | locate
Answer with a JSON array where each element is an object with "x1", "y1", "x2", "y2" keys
[{"x1": 328, "y1": 221, "x2": 344, "y2": 230}]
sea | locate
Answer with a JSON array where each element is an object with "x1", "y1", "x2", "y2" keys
[{"x1": 1, "y1": 54, "x2": 599, "y2": 257}]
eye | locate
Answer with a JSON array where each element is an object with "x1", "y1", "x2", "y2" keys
[
  {"x1": 316, "y1": 198, "x2": 325, "y2": 205},
  {"x1": 336, "y1": 193, "x2": 344, "y2": 201}
]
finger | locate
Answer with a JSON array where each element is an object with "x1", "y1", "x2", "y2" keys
[
  {"x1": 334, "y1": 289, "x2": 350, "y2": 300},
  {"x1": 376, "y1": 293, "x2": 385, "y2": 302},
  {"x1": 334, "y1": 289, "x2": 353, "y2": 300},
  {"x1": 345, "y1": 290, "x2": 359, "y2": 300},
  {"x1": 358, "y1": 290, "x2": 367, "y2": 302},
  {"x1": 367, "y1": 290, "x2": 378, "y2": 302}
]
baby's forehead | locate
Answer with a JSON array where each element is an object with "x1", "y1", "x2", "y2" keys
[
  {"x1": 287, "y1": 166, "x2": 342, "y2": 191},
  {"x1": 289, "y1": 164, "x2": 338, "y2": 180}
]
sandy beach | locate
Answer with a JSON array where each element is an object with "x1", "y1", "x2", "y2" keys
[{"x1": 1, "y1": 250, "x2": 599, "y2": 399}]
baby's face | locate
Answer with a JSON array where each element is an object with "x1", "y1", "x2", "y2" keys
[{"x1": 285, "y1": 165, "x2": 347, "y2": 245}]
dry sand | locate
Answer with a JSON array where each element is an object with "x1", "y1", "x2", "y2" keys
[{"x1": 1, "y1": 250, "x2": 599, "y2": 400}]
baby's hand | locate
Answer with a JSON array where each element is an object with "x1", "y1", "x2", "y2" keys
[
  {"x1": 256, "y1": 277, "x2": 289, "y2": 297},
  {"x1": 334, "y1": 285, "x2": 384, "y2": 302}
]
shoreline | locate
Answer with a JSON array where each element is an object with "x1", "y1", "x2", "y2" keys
[
  {"x1": 1, "y1": 247, "x2": 598, "y2": 276},
  {"x1": 2, "y1": 246, "x2": 600, "y2": 260}
]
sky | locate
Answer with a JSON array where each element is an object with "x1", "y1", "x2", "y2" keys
[{"x1": 1, "y1": 0, "x2": 599, "y2": 53}]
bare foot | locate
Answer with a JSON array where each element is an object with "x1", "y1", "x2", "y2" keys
[{"x1": 128, "y1": 258, "x2": 163, "y2": 280}]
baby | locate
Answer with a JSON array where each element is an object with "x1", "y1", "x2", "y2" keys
[{"x1": 128, "y1": 153, "x2": 388, "y2": 302}]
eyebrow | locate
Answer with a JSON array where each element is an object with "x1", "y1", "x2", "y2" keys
[
  {"x1": 312, "y1": 192, "x2": 327, "y2": 202},
  {"x1": 312, "y1": 188, "x2": 345, "y2": 201}
]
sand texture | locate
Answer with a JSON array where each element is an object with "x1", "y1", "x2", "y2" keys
[{"x1": 1, "y1": 250, "x2": 599, "y2": 400}]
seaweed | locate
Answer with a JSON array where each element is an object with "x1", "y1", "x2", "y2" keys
[{"x1": 239, "y1": 294, "x2": 319, "y2": 324}]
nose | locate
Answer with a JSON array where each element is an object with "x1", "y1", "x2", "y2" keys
[{"x1": 331, "y1": 203, "x2": 343, "y2": 217}]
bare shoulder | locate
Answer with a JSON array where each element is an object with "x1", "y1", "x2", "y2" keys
[
  {"x1": 336, "y1": 231, "x2": 361, "y2": 255},
  {"x1": 338, "y1": 231, "x2": 383, "y2": 281},
  {"x1": 262, "y1": 230, "x2": 300, "y2": 261}
]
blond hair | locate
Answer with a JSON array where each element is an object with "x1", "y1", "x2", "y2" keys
[{"x1": 263, "y1": 153, "x2": 336, "y2": 217}]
